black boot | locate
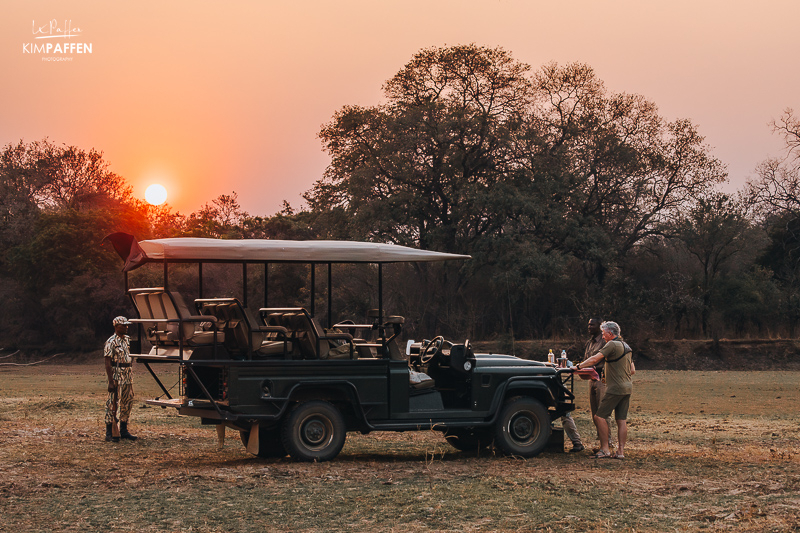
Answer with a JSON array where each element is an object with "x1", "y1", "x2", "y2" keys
[
  {"x1": 120, "y1": 422, "x2": 137, "y2": 441},
  {"x1": 105, "y1": 423, "x2": 119, "y2": 443}
]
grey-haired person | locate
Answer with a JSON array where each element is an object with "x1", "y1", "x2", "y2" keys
[
  {"x1": 577, "y1": 321, "x2": 635, "y2": 459},
  {"x1": 104, "y1": 316, "x2": 138, "y2": 442}
]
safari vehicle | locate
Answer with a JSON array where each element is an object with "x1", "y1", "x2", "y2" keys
[{"x1": 105, "y1": 233, "x2": 576, "y2": 461}]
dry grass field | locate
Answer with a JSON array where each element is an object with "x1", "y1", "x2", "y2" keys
[{"x1": 1, "y1": 363, "x2": 798, "y2": 532}]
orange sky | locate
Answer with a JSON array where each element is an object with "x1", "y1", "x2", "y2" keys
[{"x1": 2, "y1": 0, "x2": 799, "y2": 216}]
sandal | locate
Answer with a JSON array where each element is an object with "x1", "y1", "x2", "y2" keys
[
  {"x1": 614, "y1": 454, "x2": 625, "y2": 460},
  {"x1": 592, "y1": 450, "x2": 613, "y2": 459}
]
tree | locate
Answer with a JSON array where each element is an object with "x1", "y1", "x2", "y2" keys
[
  {"x1": 746, "y1": 109, "x2": 800, "y2": 219},
  {"x1": 309, "y1": 44, "x2": 532, "y2": 255},
  {"x1": 0, "y1": 139, "x2": 131, "y2": 211},
  {"x1": 0, "y1": 140, "x2": 151, "y2": 349},
  {"x1": 524, "y1": 63, "x2": 727, "y2": 268},
  {"x1": 744, "y1": 109, "x2": 800, "y2": 336},
  {"x1": 307, "y1": 47, "x2": 729, "y2": 338},
  {"x1": 773, "y1": 108, "x2": 800, "y2": 159},
  {"x1": 675, "y1": 193, "x2": 761, "y2": 336},
  {"x1": 184, "y1": 192, "x2": 247, "y2": 238}
]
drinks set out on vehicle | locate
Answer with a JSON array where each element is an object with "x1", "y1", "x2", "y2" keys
[{"x1": 105, "y1": 233, "x2": 577, "y2": 462}]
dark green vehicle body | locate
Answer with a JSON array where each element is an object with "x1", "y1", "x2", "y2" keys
[
  {"x1": 180, "y1": 355, "x2": 573, "y2": 426},
  {"x1": 107, "y1": 234, "x2": 575, "y2": 461},
  {"x1": 141, "y1": 346, "x2": 574, "y2": 461}
]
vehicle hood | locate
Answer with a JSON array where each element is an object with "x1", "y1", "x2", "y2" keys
[{"x1": 474, "y1": 353, "x2": 551, "y2": 369}]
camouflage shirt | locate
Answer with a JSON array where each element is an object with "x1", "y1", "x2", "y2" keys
[{"x1": 104, "y1": 333, "x2": 132, "y2": 385}]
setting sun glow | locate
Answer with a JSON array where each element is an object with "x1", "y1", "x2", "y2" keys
[{"x1": 145, "y1": 184, "x2": 168, "y2": 206}]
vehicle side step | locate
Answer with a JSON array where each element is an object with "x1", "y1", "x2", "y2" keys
[{"x1": 145, "y1": 398, "x2": 186, "y2": 408}]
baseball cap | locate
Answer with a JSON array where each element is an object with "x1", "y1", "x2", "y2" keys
[{"x1": 112, "y1": 316, "x2": 132, "y2": 326}]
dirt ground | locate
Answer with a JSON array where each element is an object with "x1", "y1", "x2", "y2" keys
[{"x1": 1, "y1": 363, "x2": 799, "y2": 532}]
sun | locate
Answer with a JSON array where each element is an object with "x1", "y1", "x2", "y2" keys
[{"x1": 145, "y1": 184, "x2": 168, "y2": 206}]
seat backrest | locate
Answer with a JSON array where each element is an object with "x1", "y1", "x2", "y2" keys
[
  {"x1": 163, "y1": 291, "x2": 197, "y2": 341},
  {"x1": 131, "y1": 291, "x2": 158, "y2": 342},
  {"x1": 147, "y1": 293, "x2": 176, "y2": 343},
  {"x1": 310, "y1": 318, "x2": 330, "y2": 359},
  {"x1": 131, "y1": 291, "x2": 152, "y2": 318},
  {"x1": 288, "y1": 313, "x2": 317, "y2": 359},
  {"x1": 227, "y1": 303, "x2": 266, "y2": 355},
  {"x1": 243, "y1": 307, "x2": 266, "y2": 349},
  {"x1": 215, "y1": 302, "x2": 237, "y2": 328},
  {"x1": 387, "y1": 338, "x2": 404, "y2": 360}
]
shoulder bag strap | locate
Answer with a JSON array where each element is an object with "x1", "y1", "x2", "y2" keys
[{"x1": 605, "y1": 341, "x2": 631, "y2": 363}]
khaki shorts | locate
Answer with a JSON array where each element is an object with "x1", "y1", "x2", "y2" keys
[{"x1": 595, "y1": 392, "x2": 631, "y2": 421}]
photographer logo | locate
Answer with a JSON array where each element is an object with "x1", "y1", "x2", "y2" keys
[{"x1": 23, "y1": 19, "x2": 93, "y2": 62}]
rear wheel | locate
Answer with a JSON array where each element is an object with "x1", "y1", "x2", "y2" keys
[
  {"x1": 240, "y1": 426, "x2": 287, "y2": 458},
  {"x1": 494, "y1": 397, "x2": 551, "y2": 457},
  {"x1": 444, "y1": 428, "x2": 493, "y2": 452},
  {"x1": 281, "y1": 400, "x2": 346, "y2": 462}
]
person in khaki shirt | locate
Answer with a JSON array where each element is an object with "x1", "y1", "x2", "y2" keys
[
  {"x1": 581, "y1": 318, "x2": 613, "y2": 450},
  {"x1": 577, "y1": 321, "x2": 635, "y2": 459}
]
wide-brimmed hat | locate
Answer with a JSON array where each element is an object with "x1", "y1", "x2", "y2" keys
[{"x1": 112, "y1": 316, "x2": 132, "y2": 326}]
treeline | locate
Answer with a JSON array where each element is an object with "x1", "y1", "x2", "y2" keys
[{"x1": 2, "y1": 45, "x2": 800, "y2": 352}]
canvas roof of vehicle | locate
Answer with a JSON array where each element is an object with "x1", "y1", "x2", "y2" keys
[{"x1": 113, "y1": 236, "x2": 471, "y2": 270}]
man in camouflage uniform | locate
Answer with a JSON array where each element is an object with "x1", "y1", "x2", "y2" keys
[{"x1": 104, "y1": 316, "x2": 137, "y2": 442}]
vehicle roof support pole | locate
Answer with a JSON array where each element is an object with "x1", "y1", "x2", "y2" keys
[
  {"x1": 264, "y1": 261, "x2": 269, "y2": 307},
  {"x1": 242, "y1": 263, "x2": 248, "y2": 308},
  {"x1": 310, "y1": 263, "x2": 316, "y2": 318},
  {"x1": 164, "y1": 260, "x2": 169, "y2": 290},
  {"x1": 125, "y1": 270, "x2": 142, "y2": 344},
  {"x1": 378, "y1": 263, "x2": 383, "y2": 340},
  {"x1": 327, "y1": 263, "x2": 332, "y2": 328},
  {"x1": 198, "y1": 263, "x2": 204, "y2": 298}
]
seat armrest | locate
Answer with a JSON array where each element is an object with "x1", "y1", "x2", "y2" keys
[
  {"x1": 320, "y1": 331, "x2": 354, "y2": 342},
  {"x1": 333, "y1": 323, "x2": 373, "y2": 330},
  {"x1": 165, "y1": 315, "x2": 217, "y2": 323},
  {"x1": 254, "y1": 325, "x2": 290, "y2": 335}
]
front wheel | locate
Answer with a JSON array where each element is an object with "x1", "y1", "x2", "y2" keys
[
  {"x1": 494, "y1": 397, "x2": 551, "y2": 457},
  {"x1": 281, "y1": 400, "x2": 346, "y2": 462}
]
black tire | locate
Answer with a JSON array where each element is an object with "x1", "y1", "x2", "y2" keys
[
  {"x1": 494, "y1": 397, "x2": 551, "y2": 457},
  {"x1": 239, "y1": 427, "x2": 287, "y2": 458},
  {"x1": 281, "y1": 400, "x2": 346, "y2": 462},
  {"x1": 444, "y1": 428, "x2": 493, "y2": 452}
]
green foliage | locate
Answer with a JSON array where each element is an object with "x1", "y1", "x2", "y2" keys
[
  {"x1": 307, "y1": 45, "x2": 730, "y2": 340},
  {"x1": 3, "y1": 52, "x2": 800, "y2": 347},
  {"x1": 0, "y1": 140, "x2": 150, "y2": 349}
]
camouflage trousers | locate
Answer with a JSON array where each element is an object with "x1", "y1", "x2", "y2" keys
[{"x1": 105, "y1": 382, "x2": 135, "y2": 424}]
